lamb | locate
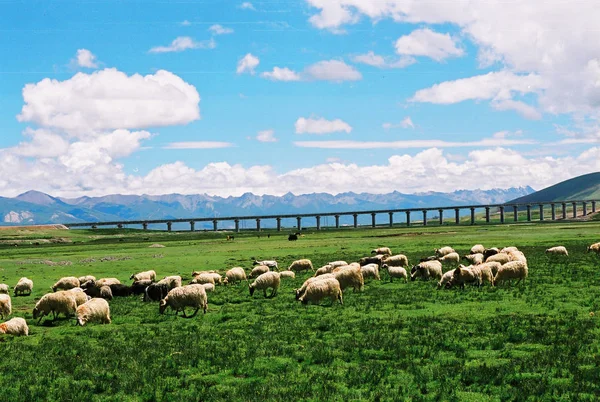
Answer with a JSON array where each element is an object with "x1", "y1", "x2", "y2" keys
[
  {"x1": 410, "y1": 260, "x2": 443, "y2": 281},
  {"x1": 0, "y1": 294, "x2": 11, "y2": 319},
  {"x1": 0, "y1": 317, "x2": 28, "y2": 336},
  {"x1": 298, "y1": 278, "x2": 343, "y2": 306},
  {"x1": 486, "y1": 253, "x2": 511, "y2": 264},
  {"x1": 249, "y1": 265, "x2": 270, "y2": 279},
  {"x1": 131, "y1": 280, "x2": 153, "y2": 295},
  {"x1": 287, "y1": 259, "x2": 313, "y2": 272},
  {"x1": 206, "y1": 272, "x2": 222, "y2": 285},
  {"x1": 545, "y1": 246, "x2": 568, "y2": 256},
  {"x1": 279, "y1": 270, "x2": 296, "y2": 279},
  {"x1": 470, "y1": 244, "x2": 485, "y2": 254},
  {"x1": 66, "y1": 288, "x2": 90, "y2": 306},
  {"x1": 253, "y1": 260, "x2": 278, "y2": 271},
  {"x1": 0, "y1": 284, "x2": 8, "y2": 294},
  {"x1": 52, "y1": 276, "x2": 80, "y2": 292},
  {"x1": 438, "y1": 252, "x2": 460, "y2": 266},
  {"x1": 201, "y1": 283, "x2": 215, "y2": 293},
  {"x1": 77, "y1": 298, "x2": 111, "y2": 325},
  {"x1": 328, "y1": 260, "x2": 348, "y2": 269},
  {"x1": 359, "y1": 254, "x2": 384, "y2": 267},
  {"x1": 159, "y1": 284, "x2": 207, "y2": 317},
  {"x1": 587, "y1": 242, "x2": 600, "y2": 255},
  {"x1": 78, "y1": 275, "x2": 96, "y2": 285},
  {"x1": 437, "y1": 269, "x2": 455, "y2": 289},
  {"x1": 158, "y1": 276, "x2": 182, "y2": 290},
  {"x1": 224, "y1": 267, "x2": 247, "y2": 284},
  {"x1": 130, "y1": 270, "x2": 157, "y2": 282},
  {"x1": 333, "y1": 268, "x2": 364, "y2": 292},
  {"x1": 464, "y1": 253, "x2": 484, "y2": 265},
  {"x1": 371, "y1": 247, "x2": 392, "y2": 256},
  {"x1": 360, "y1": 263, "x2": 381, "y2": 280},
  {"x1": 249, "y1": 272, "x2": 281, "y2": 298},
  {"x1": 494, "y1": 261, "x2": 528, "y2": 285},
  {"x1": 96, "y1": 278, "x2": 121, "y2": 287},
  {"x1": 381, "y1": 266, "x2": 407, "y2": 283},
  {"x1": 144, "y1": 282, "x2": 170, "y2": 302},
  {"x1": 295, "y1": 274, "x2": 335, "y2": 299},
  {"x1": 314, "y1": 264, "x2": 334, "y2": 277},
  {"x1": 100, "y1": 286, "x2": 113, "y2": 300},
  {"x1": 33, "y1": 291, "x2": 78, "y2": 322},
  {"x1": 435, "y1": 246, "x2": 455, "y2": 257},
  {"x1": 381, "y1": 254, "x2": 409, "y2": 268},
  {"x1": 14, "y1": 277, "x2": 33, "y2": 296}
]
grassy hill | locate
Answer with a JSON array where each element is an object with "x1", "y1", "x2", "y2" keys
[{"x1": 509, "y1": 172, "x2": 600, "y2": 203}]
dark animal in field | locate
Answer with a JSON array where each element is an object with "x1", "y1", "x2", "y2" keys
[
  {"x1": 419, "y1": 255, "x2": 438, "y2": 262},
  {"x1": 110, "y1": 284, "x2": 132, "y2": 297},
  {"x1": 483, "y1": 247, "x2": 499, "y2": 260},
  {"x1": 288, "y1": 234, "x2": 298, "y2": 241},
  {"x1": 130, "y1": 280, "x2": 153, "y2": 295},
  {"x1": 359, "y1": 255, "x2": 384, "y2": 267},
  {"x1": 144, "y1": 282, "x2": 170, "y2": 302},
  {"x1": 226, "y1": 235, "x2": 234, "y2": 241}
]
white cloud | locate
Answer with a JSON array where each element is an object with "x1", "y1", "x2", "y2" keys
[
  {"x1": 351, "y1": 51, "x2": 415, "y2": 69},
  {"x1": 383, "y1": 117, "x2": 414, "y2": 130},
  {"x1": 491, "y1": 99, "x2": 542, "y2": 120},
  {"x1": 295, "y1": 117, "x2": 352, "y2": 134},
  {"x1": 294, "y1": 137, "x2": 536, "y2": 149},
  {"x1": 11, "y1": 128, "x2": 70, "y2": 158},
  {"x1": 163, "y1": 141, "x2": 234, "y2": 149},
  {"x1": 261, "y1": 67, "x2": 301, "y2": 81},
  {"x1": 237, "y1": 53, "x2": 260, "y2": 75},
  {"x1": 149, "y1": 36, "x2": 216, "y2": 53},
  {"x1": 180, "y1": 20, "x2": 191, "y2": 26},
  {"x1": 73, "y1": 49, "x2": 99, "y2": 68},
  {"x1": 208, "y1": 24, "x2": 234, "y2": 35},
  {"x1": 304, "y1": 60, "x2": 361, "y2": 82},
  {"x1": 394, "y1": 28, "x2": 464, "y2": 61},
  {"x1": 17, "y1": 68, "x2": 201, "y2": 137},
  {"x1": 256, "y1": 129, "x2": 277, "y2": 142},
  {"x1": 239, "y1": 2, "x2": 255, "y2": 10}
]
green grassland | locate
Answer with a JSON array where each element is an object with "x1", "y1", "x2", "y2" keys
[{"x1": 1, "y1": 223, "x2": 600, "y2": 401}]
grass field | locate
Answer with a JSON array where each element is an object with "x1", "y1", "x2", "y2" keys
[{"x1": 1, "y1": 222, "x2": 600, "y2": 401}]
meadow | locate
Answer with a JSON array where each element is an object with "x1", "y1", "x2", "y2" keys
[{"x1": 1, "y1": 222, "x2": 600, "y2": 401}]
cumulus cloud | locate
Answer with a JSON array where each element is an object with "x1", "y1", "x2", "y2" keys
[
  {"x1": 260, "y1": 60, "x2": 361, "y2": 82},
  {"x1": 394, "y1": 28, "x2": 464, "y2": 61},
  {"x1": 17, "y1": 68, "x2": 200, "y2": 137},
  {"x1": 237, "y1": 53, "x2": 260, "y2": 74},
  {"x1": 208, "y1": 24, "x2": 234, "y2": 35},
  {"x1": 295, "y1": 117, "x2": 352, "y2": 134},
  {"x1": 149, "y1": 36, "x2": 216, "y2": 53},
  {"x1": 383, "y1": 117, "x2": 414, "y2": 129},
  {"x1": 256, "y1": 129, "x2": 277, "y2": 142},
  {"x1": 73, "y1": 49, "x2": 99, "y2": 68},
  {"x1": 351, "y1": 51, "x2": 415, "y2": 69},
  {"x1": 239, "y1": 2, "x2": 255, "y2": 10},
  {"x1": 261, "y1": 67, "x2": 301, "y2": 81}
]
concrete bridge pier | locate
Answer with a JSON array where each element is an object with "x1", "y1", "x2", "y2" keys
[
  {"x1": 526, "y1": 205, "x2": 532, "y2": 221},
  {"x1": 213, "y1": 220, "x2": 218, "y2": 231},
  {"x1": 470, "y1": 208, "x2": 475, "y2": 225},
  {"x1": 371, "y1": 213, "x2": 376, "y2": 228},
  {"x1": 455, "y1": 208, "x2": 460, "y2": 225},
  {"x1": 276, "y1": 217, "x2": 281, "y2": 231},
  {"x1": 562, "y1": 203, "x2": 567, "y2": 219},
  {"x1": 235, "y1": 219, "x2": 240, "y2": 233},
  {"x1": 513, "y1": 205, "x2": 518, "y2": 222},
  {"x1": 593, "y1": 201, "x2": 597, "y2": 213},
  {"x1": 190, "y1": 221, "x2": 195, "y2": 232},
  {"x1": 583, "y1": 202, "x2": 588, "y2": 216},
  {"x1": 499, "y1": 206, "x2": 505, "y2": 223},
  {"x1": 167, "y1": 222, "x2": 172, "y2": 232},
  {"x1": 572, "y1": 202, "x2": 577, "y2": 218},
  {"x1": 406, "y1": 211, "x2": 411, "y2": 227},
  {"x1": 256, "y1": 218, "x2": 261, "y2": 232},
  {"x1": 316, "y1": 216, "x2": 321, "y2": 230},
  {"x1": 422, "y1": 210, "x2": 427, "y2": 226},
  {"x1": 551, "y1": 204, "x2": 556, "y2": 220},
  {"x1": 485, "y1": 207, "x2": 490, "y2": 223},
  {"x1": 388, "y1": 212, "x2": 393, "y2": 227},
  {"x1": 353, "y1": 214, "x2": 358, "y2": 228},
  {"x1": 335, "y1": 215, "x2": 340, "y2": 228},
  {"x1": 539, "y1": 204, "x2": 544, "y2": 221},
  {"x1": 297, "y1": 217, "x2": 302, "y2": 230},
  {"x1": 438, "y1": 209, "x2": 443, "y2": 225}
]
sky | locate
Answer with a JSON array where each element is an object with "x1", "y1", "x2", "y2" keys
[{"x1": 1, "y1": 0, "x2": 600, "y2": 198}]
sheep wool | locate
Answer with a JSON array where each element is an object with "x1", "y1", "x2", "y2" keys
[
  {"x1": 249, "y1": 265, "x2": 270, "y2": 279},
  {"x1": 158, "y1": 276, "x2": 182, "y2": 290},
  {"x1": 249, "y1": 272, "x2": 281, "y2": 298},
  {"x1": 52, "y1": 277, "x2": 80, "y2": 292},
  {"x1": 371, "y1": 247, "x2": 392, "y2": 256},
  {"x1": 77, "y1": 298, "x2": 111, "y2": 326},
  {"x1": 500, "y1": 246, "x2": 519, "y2": 253},
  {"x1": 435, "y1": 246, "x2": 455, "y2": 257},
  {"x1": 411, "y1": 261, "x2": 443, "y2": 281},
  {"x1": 486, "y1": 253, "x2": 511, "y2": 264},
  {"x1": 384, "y1": 266, "x2": 408, "y2": 283},
  {"x1": 359, "y1": 255, "x2": 384, "y2": 267},
  {"x1": 287, "y1": 259, "x2": 314, "y2": 272},
  {"x1": 190, "y1": 274, "x2": 215, "y2": 285},
  {"x1": 78, "y1": 275, "x2": 96, "y2": 285},
  {"x1": 470, "y1": 244, "x2": 485, "y2": 254},
  {"x1": 480, "y1": 261, "x2": 502, "y2": 277},
  {"x1": 587, "y1": 242, "x2": 600, "y2": 255},
  {"x1": 66, "y1": 288, "x2": 90, "y2": 306},
  {"x1": 96, "y1": 278, "x2": 121, "y2": 287},
  {"x1": 546, "y1": 246, "x2": 568, "y2": 256},
  {"x1": 452, "y1": 265, "x2": 481, "y2": 288},
  {"x1": 314, "y1": 265, "x2": 334, "y2": 277},
  {"x1": 438, "y1": 269, "x2": 455, "y2": 289},
  {"x1": 464, "y1": 253, "x2": 484, "y2": 265},
  {"x1": 14, "y1": 277, "x2": 33, "y2": 296},
  {"x1": 0, "y1": 317, "x2": 28, "y2": 336},
  {"x1": 438, "y1": 252, "x2": 460, "y2": 265},
  {"x1": 298, "y1": 278, "x2": 343, "y2": 306},
  {"x1": 159, "y1": 284, "x2": 207, "y2": 317},
  {"x1": 360, "y1": 264, "x2": 381, "y2": 280},
  {"x1": 494, "y1": 261, "x2": 528, "y2": 285},
  {"x1": 0, "y1": 284, "x2": 8, "y2": 294},
  {"x1": 254, "y1": 260, "x2": 279, "y2": 271},
  {"x1": 296, "y1": 274, "x2": 335, "y2": 299},
  {"x1": 470, "y1": 264, "x2": 494, "y2": 287},
  {"x1": 33, "y1": 291, "x2": 78, "y2": 322},
  {"x1": 201, "y1": 283, "x2": 215, "y2": 293},
  {"x1": 130, "y1": 270, "x2": 157, "y2": 282},
  {"x1": 0, "y1": 294, "x2": 11, "y2": 319},
  {"x1": 382, "y1": 254, "x2": 409, "y2": 268},
  {"x1": 507, "y1": 250, "x2": 527, "y2": 264},
  {"x1": 100, "y1": 286, "x2": 113, "y2": 300},
  {"x1": 327, "y1": 261, "x2": 348, "y2": 269},
  {"x1": 333, "y1": 268, "x2": 364, "y2": 292},
  {"x1": 224, "y1": 267, "x2": 246, "y2": 284},
  {"x1": 279, "y1": 270, "x2": 296, "y2": 279}
]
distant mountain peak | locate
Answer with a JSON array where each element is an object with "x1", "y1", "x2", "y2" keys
[{"x1": 16, "y1": 190, "x2": 61, "y2": 206}]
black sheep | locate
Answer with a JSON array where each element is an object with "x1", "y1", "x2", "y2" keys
[
  {"x1": 144, "y1": 282, "x2": 170, "y2": 302},
  {"x1": 130, "y1": 280, "x2": 153, "y2": 295},
  {"x1": 110, "y1": 284, "x2": 132, "y2": 297}
]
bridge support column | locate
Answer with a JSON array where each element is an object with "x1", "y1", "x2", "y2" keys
[
  {"x1": 256, "y1": 218, "x2": 261, "y2": 231},
  {"x1": 572, "y1": 202, "x2": 577, "y2": 218},
  {"x1": 593, "y1": 201, "x2": 597, "y2": 213},
  {"x1": 455, "y1": 208, "x2": 460, "y2": 225},
  {"x1": 539, "y1": 205, "x2": 544, "y2": 221},
  {"x1": 485, "y1": 207, "x2": 490, "y2": 223},
  {"x1": 213, "y1": 220, "x2": 218, "y2": 231},
  {"x1": 297, "y1": 217, "x2": 302, "y2": 230},
  {"x1": 335, "y1": 215, "x2": 340, "y2": 228},
  {"x1": 406, "y1": 211, "x2": 411, "y2": 227},
  {"x1": 583, "y1": 202, "x2": 588, "y2": 216},
  {"x1": 235, "y1": 219, "x2": 240, "y2": 233},
  {"x1": 353, "y1": 214, "x2": 358, "y2": 228},
  {"x1": 438, "y1": 209, "x2": 443, "y2": 225},
  {"x1": 562, "y1": 203, "x2": 567, "y2": 219},
  {"x1": 316, "y1": 216, "x2": 321, "y2": 230},
  {"x1": 513, "y1": 205, "x2": 518, "y2": 222},
  {"x1": 551, "y1": 204, "x2": 556, "y2": 220},
  {"x1": 190, "y1": 221, "x2": 195, "y2": 232},
  {"x1": 499, "y1": 206, "x2": 505, "y2": 223},
  {"x1": 276, "y1": 218, "x2": 281, "y2": 232},
  {"x1": 389, "y1": 212, "x2": 393, "y2": 227},
  {"x1": 470, "y1": 208, "x2": 475, "y2": 225},
  {"x1": 371, "y1": 213, "x2": 376, "y2": 228},
  {"x1": 167, "y1": 222, "x2": 172, "y2": 232},
  {"x1": 143, "y1": 222, "x2": 148, "y2": 230},
  {"x1": 422, "y1": 210, "x2": 427, "y2": 226},
  {"x1": 526, "y1": 205, "x2": 532, "y2": 221}
]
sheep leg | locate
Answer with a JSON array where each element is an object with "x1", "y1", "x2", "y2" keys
[
  {"x1": 181, "y1": 307, "x2": 187, "y2": 318},
  {"x1": 338, "y1": 292, "x2": 343, "y2": 305},
  {"x1": 189, "y1": 307, "x2": 199, "y2": 317}
]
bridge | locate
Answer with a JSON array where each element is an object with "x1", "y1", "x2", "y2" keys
[{"x1": 63, "y1": 199, "x2": 600, "y2": 232}]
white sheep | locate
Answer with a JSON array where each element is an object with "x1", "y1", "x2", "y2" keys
[
  {"x1": 360, "y1": 263, "x2": 381, "y2": 280},
  {"x1": 100, "y1": 286, "x2": 113, "y2": 300},
  {"x1": 158, "y1": 276, "x2": 182, "y2": 290},
  {"x1": 201, "y1": 283, "x2": 215, "y2": 293},
  {"x1": 0, "y1": 317, "x2": 28, "y2": 336},
  {"x1": 382, "y1": 266, "x2": 407, "y2": 283},
  {"x1": 485, "y1": 253, "x2": 511, "y2": 264},
  {"x1": 33, "y1": 291, "x2": 78, "y2": 322},
  {"x1": 332, "y1": 263, "x2": 361, "y2": 273},
  {"x1": 507, "y1": 250, "x2": 527, "y2": 264},
  {"x1": 328, "y1": 260, "x2": 348, "y2": 269},
  {"x1": 279, "y1": 270, "x2": 296, "y2": 279},
  {"x1": 470, "y1": 264, "x2": 495, "y2": 287},
  {"x1": 470, "y1": 244, "x2": 485, "y2": 254},
  {"x1": 253, "y1": 260, "x2": 278, "y2": 271},
  {"x1": 545, "y1": 246, "x2": 568, "y2": 256},
  {"x1": 500, "y1": 246, "x2": 519, "y2": 253},
  {"x1": 481, "y1": 261, "x2": 502, "y2": 277},
  {"x1": 494, "y1": 261, "x2": 528, "y2": 285},
  {"x1": 78, "y1": 275, "x2": 96, "y2": 285},
  {"x1": 333, "y1": 268, "x2": 364, "y2": 292},
  {"x1": 95, "y1": 278, "x2": 121, "y2": 287},
  {"x1": 464, "y1": 253, "x2": 484, "y2": 265},
  {"x1": 435, "y1": 246, "x2": 455, "y2": 257},
  {"x1": 207, "y1": 272, "x2": 222, "y2": 285},
  {"x1": 0, "y1": 284, "x2": 8, "y2": 294},
  {"x1": 190, "y1": 274, "x2": 215, "y2": 285},
  {"x1": 14, "y1": 277, "x2": 33, "y2": 296},
  {"x1": 287, "y1": 259, "x2": 313, "y2": 272},
  {"x1": 52, "y1": 276, "x2": 80, "y2": 292},
  {"x1": 65, "y1": 288, "x2": 90, "y2": 306},
  {"x1": 224, "y1": 267, "x2": 247, "y2": 284},
  {"x1": 298, "y1": 278, "x2": 343, "y2": 306},
  {"x1": 249, "y1": 272, "x2": 281, "y2": 298},
  {"x1": 587, "y1": 242, "x2": 600, "y2": 255},
  {"x1": 452, "y1": 265, "x2": 482, "y2": 288},
  {"x1": 295, "y1": 274, "x2": 335, "y2": 299},
  {"x1": 77, "y1": 298, "x2": 111, "y2": 325},
  {"x1": 159, "y1": 284, "x2": 207, "y2": 317},
  {"x1": 438, "y1": 269, "x2": 455, "y2": 289},
  {"x1": 314, "y1": 264, "x2": 334, "y2": 277},
  {"x1": 438, "y1": 252, "x2": 460, "y2": 266},
  {"x1": 0, "y1": 294, "x2": 11, "y2": 318},
  {"x1": 410, "y1": 260, "x2": 443, "y2": 281},
  {"x1": 130, "y1": 270, "x2": 157, "y2": 282},
  {"x1": 249, "y1": 265, "x2": 270, "y2": 279},
  {"x1": 371, "y1": 247, "x2": 392, "y2": 256},
  {"x1": 381, "y1": 254, "x2": 409, "y2": 268}
]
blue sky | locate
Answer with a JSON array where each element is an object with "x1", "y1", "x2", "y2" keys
[{"x1": 1, "y1": 0, "x2": 599, "y2": 198}]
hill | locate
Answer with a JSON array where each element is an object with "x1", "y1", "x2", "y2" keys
[{"x1": 508, "y1": 172, "x2": 600, "y2": 204}]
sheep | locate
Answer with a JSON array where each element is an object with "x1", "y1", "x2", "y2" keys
[
  {"x1": 249, "y1": 272, "x2": 281, "y2": 298},
  {"x1": 0, "y1": 317, "x2": 28, "y2": 336},
  {"x1": 507, "y1": 250, "x2": 527, "y2": 263},
  {"x1": 130, "y1": 270, "x2": 157, "y2": 282},
  {"x1": 158, "y1": 276, "x2": 182, "y2": 290},
  {"x1": 77, "y1": 298, "x2": 111, "y2": 326},
  {"x1": 328, "y1": 260, "x2": 348, "y2": 269},
  {"x1": 500, "y1": 246, "x2": 519, "y2": 253},
  {"x1": 287, "y1": 259, "x2": 313, "y2": 272},
  {"x1": 279, "y1": 270, "x2": 296, "y2": 279},
  {"x1": 332, "y1": 262, "x2": 361, "y2": 273},
  {"x1": 100, "y1": 286, "x2": 113, "y2": 300},
  {"x1": 288, "y1": 234, "x2": 298, "y2": 241},
  {"x1": 52, "y1": 276, "x2": 80, "y2": 292},
  {"x1": 206, "y1": 273, "x2": 223, "y2": 285},
  {"x1": 410, "y1": 260, "x2": 443, "y2": 281},
  {"x1": 201, "y1": 283, "x2": 215, "y2": 293},
  {"x1": 96, "y1": 278, "x2": 121, "y2": 287},
  {"x1": 546, "y1": 246, "x2": 568, "y2": 256},
  {"x1": 295, "y1": 274, "x2": 335, "y2": 299},
  {"x1": 438, "y1": 269, "x2": 455, "y2": 289},
  {"x1": 33, "y1": 291, "x2": 78, "y2": 322},
  {"x1": 314, "y1": 264, "x2": 334, "y2": 277},
  {"x1": 360, "y1": 263, "x2": 381, "y2": 280},
  {"x1": 144, "y1": 282, "x2": 170, "y2": 302},
  {"x1": 190, "y1": 274, "x2": 215, "y2": 285},
  {"x1": 371, "y1": 247, "x2": 392, "y2": 256},
  {"x1": 435, "y1": 246, "x2": 455, "y2": 257},
  {"x1": 381, "y1": 266, "x2": 407, "y2": 283},
  {"x1": 191, "y1": 270, "x2": 217, "y2": 277},
  {"x1": 494, "y1": 261, "x2": 528, "y2": 285},
  {"x1": 0, "y1": 284, "x2": 8, "y2": 294},
  {"x1": 470, "y1": 244, "x2": 485, "y2": 254},
  {"x1": 78, "y1": 275, "x2": 96, "y2": 285},
  {"x1": 464, "y1": 253, "x2": 484, "y2": 265},
  {"x1": 333, "y1": 268, "x2": 364, "y2": 292},
  {"x1": 159, "y1": 284, "x2": 207, "y2": 317},
  {"x1": 470, "y1": 264, "x2": 495, "y2": 287},
  {"x1": 483, "y1": 247, "x2": 500, "y2": 260},
  {"x1": 110, "y1": 284, "x2": 132, "y2": 297},
  {"x1": 486, "y1": 253, "x2": 511, "y2": 264},
  {"x1": 83, "y1": 283, "x2": 113, "y2": 300},
  {"x1": 249, "y1": 265, "x2": 270, "y2": 279},
  {"x1": 14, "y1": 277, "x2": 33, "y2": 296},
  {"x1": 66, "y1": 288, "x2": 90, "y2": 306},
  {"x1": 438, "y1": 252, "x2": 460, "y2": 266},
  {"x1": 452, "y1": 265, "x2": 481, "y2": 289},
  {"x1": 253, "y1": 260, "x2": 278, "y2": 271},
  {"x1": 298, "y1": 278, "x2": 343, "y2": 306},
  {"x1": 587, "y1": 242, "x2": 600, "y2": 255},
  {"x1": 481, "y1": 261, "x2": 502, "y2": 277},
  {"x1": 381, "y1": 254, "x2": 409, "y2": 268},
  {"x1": 131, "y1": 280, "x2": 153, "y2": 295},
  {"x1": 223, "y1": 267, "x2": 246, "y2": 284},
  {"x1": 0, "y1": 294, "x2": 11, "y2": 319},
  {"x1": 359, "y1": 254, "x2": 385, "y2": 267}
]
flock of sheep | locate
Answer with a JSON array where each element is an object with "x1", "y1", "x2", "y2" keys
[{"x1": 0, "y1": 240, "x2": 597, "y2": 337}]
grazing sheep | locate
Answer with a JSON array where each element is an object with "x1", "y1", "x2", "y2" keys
[
  {"x1": 438, "y1": 269, "x2": 455, "y2": 289},
  {"x1": 249, "y1": 265, "x2": 270, "y2": 279},
  {"x1": 298, "y1": 278, "x2": 343, "y2": 306},
  {"x1": 420, "y1": 255, "x2": 438, "y2": 262},
  {"x1": 158, "y1": 276, "x2": 182, "y2": 290},
  {"x1": 0, "y1": 294, "x2": 11, "y2": 319},
  {"x1": 486, "y1": 253, "x2": 511, "y2": 264},
  {"x1": 100, "y1": 286, "x2": 113, "y2": 300},
  {"x1": 360, "y1": 263, "x2": 381, "y2": 280},
  {"x1": 494, "y1": 261, "x2": 528, "y2": 285},
  {"x1": 109, "y1": 284, "x2": 132, "y2": 297},
  {"x1": 204, "y1": 272, "x2": 222, "y2": 285},
  {"x1": 0, "y1": 284, "x2": 8, "y2": 294},
  {"x1": 382, "y1": 266, "x2": 407, "y2": 283},
  {"x1": 371, "y1": 247, "x2": 392, "y2": 256},
  {"x1": 52, "y1": 277, "x2": 80, "y2": 292},
  {"x1": 190, "y1": 274, "x2": 215, "y2": 285},
  {"x1": 78, "y1": 275, "x2": 96, "y2": 285},
  {"x1": 131, "y1": 280, "x2": 153, "y2": 295},
  {"x1": 382, "y1": 254, "x2": 409, "y2": 268},
  {"x1": 470, "y1": 264, "x2": 495, "y2": 287},
  {"x1": 410, "y1": 260, "x2": 443, "y2": 281},
  {"x1": 144, "y1": 282, "x2": 170, "y2": 302},
  {"x1": 191, "y1": 270, "x2": 217, "y2": 277},
  {"x1": 288, "y1": 234, "x2": 298, "y2": 241},
  {"x1": 470, "y1": 244, "x2": 485, "y2": 254},
  {"x1": 287, "y1": 259, "x2": 313, "y2": 272},
  {"x1": 481, "y1": 261, "x2": 502, "y2": 277},
  {"x1": 435, "y1": 246, "x2": 455, "y2": 257},
  {"x1": 159, "y1": 284, "x2": 208, "y2": 317},
  {"x1": 483, "y1": 247, "x2": 500, "y2": 260},
  {"x1": 500, "y1": 246, "x2": 519, "y2": 253},
  {"x1": 33, "y1": 291, "x2": 78, "y2": 322},
  {"x1": 438, "y1": 252, "x2": 460, "y2": 266},
  {"x1": 0, "y1": 317, "x2": 28, "y2": 336},
  {"x1": 14, "y1": 277, "x2": 33, "y2": 296},
  {"x1": 452, "y1": 265, "x2": 481, "y2": 289},
  {"x1": 77, "y1": 298, "x2": 111, "y2": 326},
  {"x1": 201, "y1": 283, "x2": 215, "y2": 293},
  {"x1": 279, "y1": 270, "x2": 296, "y2": 279},
  {"x1": 359, "y1": 254, "x2": 385, "y2": 267},
  {"x1": 83, "y1": 284, "x2": 113, "y2": 300},
  {"x1": 314, "y1": 264, "x2": 334, "y2": 277},
  {"x1": 333, "y1": 268, "x2": 364, "y2": 292},
  {"x1": 464, "y1": 253, "x2": 484, "y2": 265},
  {"x1": 332, "y1": 262, "x2": 361, "y2": 272},
  {"x1": 130, "y1": 270, "x2": 157, "y2": 282},
  {"x1": 546, "y1": 246, "x2": 568, "y2": 256},
  {"x1": 507, "y1": 250, "x2": 527, "y2": 264},
  {"x1": 253, "y1": 260, "x2": 278, "y2": 271},
  {"x1": 66, "y1": 288, "x2": 90, "y2": 306},
  {"x1": 249, "y1": 272, "x2": 281, "y2": 298},
  {"x1": 96, "y1": 278, "x2": 121, "y2": 287},
  {"x1": 295, "y1": 274, "x2": 336, "y2": 300},
  {"x1": 328, "y1": 261, "x2": 348, "y2": 269},
  {"x1": 587, "y1": 242, "x2": 600, "y2": 255},
  {"x1": 224, "y1": 267, "x2": 247, "y2": 284}
]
